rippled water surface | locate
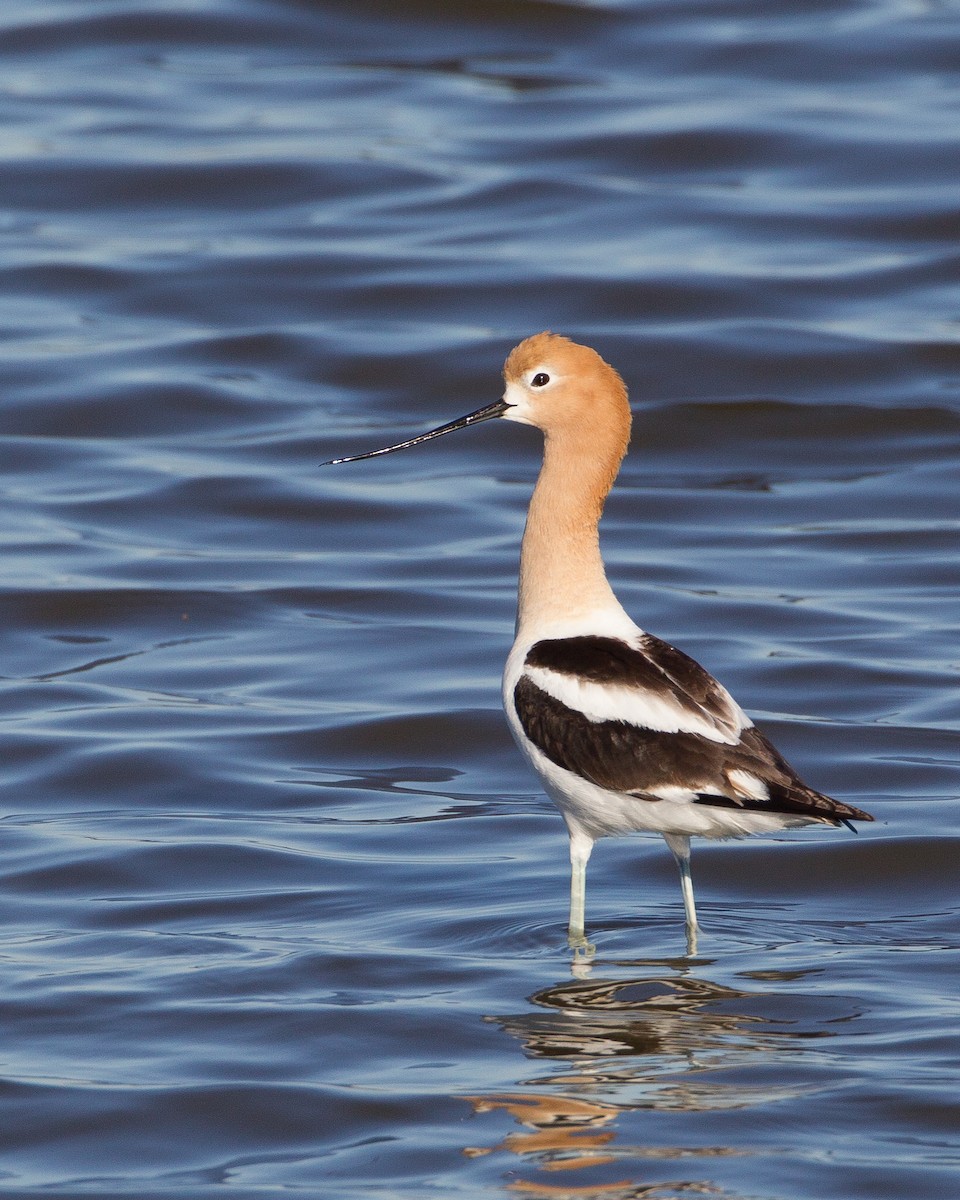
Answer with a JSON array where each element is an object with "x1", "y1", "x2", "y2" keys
[{"x1": 1, "y1": 1, "x2": 959, "y2": 1196}]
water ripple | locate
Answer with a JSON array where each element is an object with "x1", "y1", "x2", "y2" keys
[{"x1": 1, "y1": 0, "x2": 958, "y2": 1197}]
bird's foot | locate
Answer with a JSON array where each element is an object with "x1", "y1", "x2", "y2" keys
[{"x1": 567, "y1": 929, "x2": 596, "y2": 956}]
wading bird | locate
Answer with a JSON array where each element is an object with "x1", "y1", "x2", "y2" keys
[{"x1": 325, "y1": 333, "x2": 873, "y2": 952}]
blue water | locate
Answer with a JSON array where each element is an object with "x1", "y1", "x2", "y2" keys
[{"x1": 1, "y1": 1, "x2": 958, "y2": 1196}]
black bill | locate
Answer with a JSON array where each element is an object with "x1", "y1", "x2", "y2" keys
[{"x1": 322, "y1": 398, "x2": 509, "y2": 465}]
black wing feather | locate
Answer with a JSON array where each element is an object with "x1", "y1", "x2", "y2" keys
[
  {"x1": 525, "y1": 633, "x2": 744, "y2": 741},
  {"x1": 513, "y1": 671, "x2": 873, "y2": 825}
]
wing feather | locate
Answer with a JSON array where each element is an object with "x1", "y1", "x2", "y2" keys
[
  {"x1": 513, "y1": 662, "x2": 873, "y2": 826},
  {"x1": 524, "y1": 633, "x2": 748, "y2": 744}
]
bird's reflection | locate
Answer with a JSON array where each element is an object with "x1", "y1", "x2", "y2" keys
[
  {"x1": 488, "y1": 971, "x2": 787, "y2": 1074},
  {"x1": 463, "y1": 961, "x2": 834, "y2": 1196},
  {"x1": 464, "y1": 1091, "x2": 621, "y2": 1171}
]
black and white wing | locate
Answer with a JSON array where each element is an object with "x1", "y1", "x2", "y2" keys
[{"x1": 512, "y1": 633, "x2": 872, "y2": 825}]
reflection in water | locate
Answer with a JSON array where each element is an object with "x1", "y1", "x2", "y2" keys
[
  {"x1": 464, "y1": 1091, "x2": 621, "y2": 1170},
  {"x1": 463, "y1": 966, "x2": 837, "y2": 1196}
]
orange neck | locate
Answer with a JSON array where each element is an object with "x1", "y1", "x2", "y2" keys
[{"x1": 516, "y1": 426, "x2": 628, "y2": 638}]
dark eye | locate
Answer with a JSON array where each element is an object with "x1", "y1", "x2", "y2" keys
[{"x1": 531, "y1": 372, "x2": 550, "y2": 387}]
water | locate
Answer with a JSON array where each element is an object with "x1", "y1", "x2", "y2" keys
[{"x1": 1, "y1": 0, "x2": 958, "y2": 1196}]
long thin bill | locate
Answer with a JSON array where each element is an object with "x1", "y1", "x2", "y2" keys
[{"x1": 322, "y1": 398, "x2": 509, "y2": 465}]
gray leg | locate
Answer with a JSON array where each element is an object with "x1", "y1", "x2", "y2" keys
[
  {"x1": 663, "y1": 833, "x2": 699, "y2": 954},
  {"x1": 567, "y1": 830, "x2": 593, "y2": 948}
]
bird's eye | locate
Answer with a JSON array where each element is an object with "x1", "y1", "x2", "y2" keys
[{"x1": 531, "y1": 372, "x2": 550, "y2": 388}]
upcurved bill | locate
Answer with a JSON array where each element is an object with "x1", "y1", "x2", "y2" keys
[{"x1": 322, "y1": 398, "x2": 509, "y2": 465}]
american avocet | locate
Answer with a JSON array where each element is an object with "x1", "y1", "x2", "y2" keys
[{"x1": 326, "y1": 333, "x2": 873, "y2": 952}]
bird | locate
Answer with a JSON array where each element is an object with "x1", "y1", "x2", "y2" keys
[{"x1": 325, "y1": 332, "x2": 873, "y2": 952}]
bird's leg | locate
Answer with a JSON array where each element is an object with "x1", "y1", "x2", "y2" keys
[
  {"x1": 567, "y1": 830, "x2": 594, "y2": 950},
  {"x1": 663, "y1": 833, "x2": 699, "y2": 955}
]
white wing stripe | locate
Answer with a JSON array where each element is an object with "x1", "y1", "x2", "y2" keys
[
  {"x1": 726, "y1": 769, "x2": 770, "y2": 800},
  {"x1": 524, "y1": 664, "x2": 741, "y2": 745}
]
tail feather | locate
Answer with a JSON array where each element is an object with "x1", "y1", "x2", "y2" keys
[{"x1": 695, "y1": 780, "x2": 874, "y2": 826}]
